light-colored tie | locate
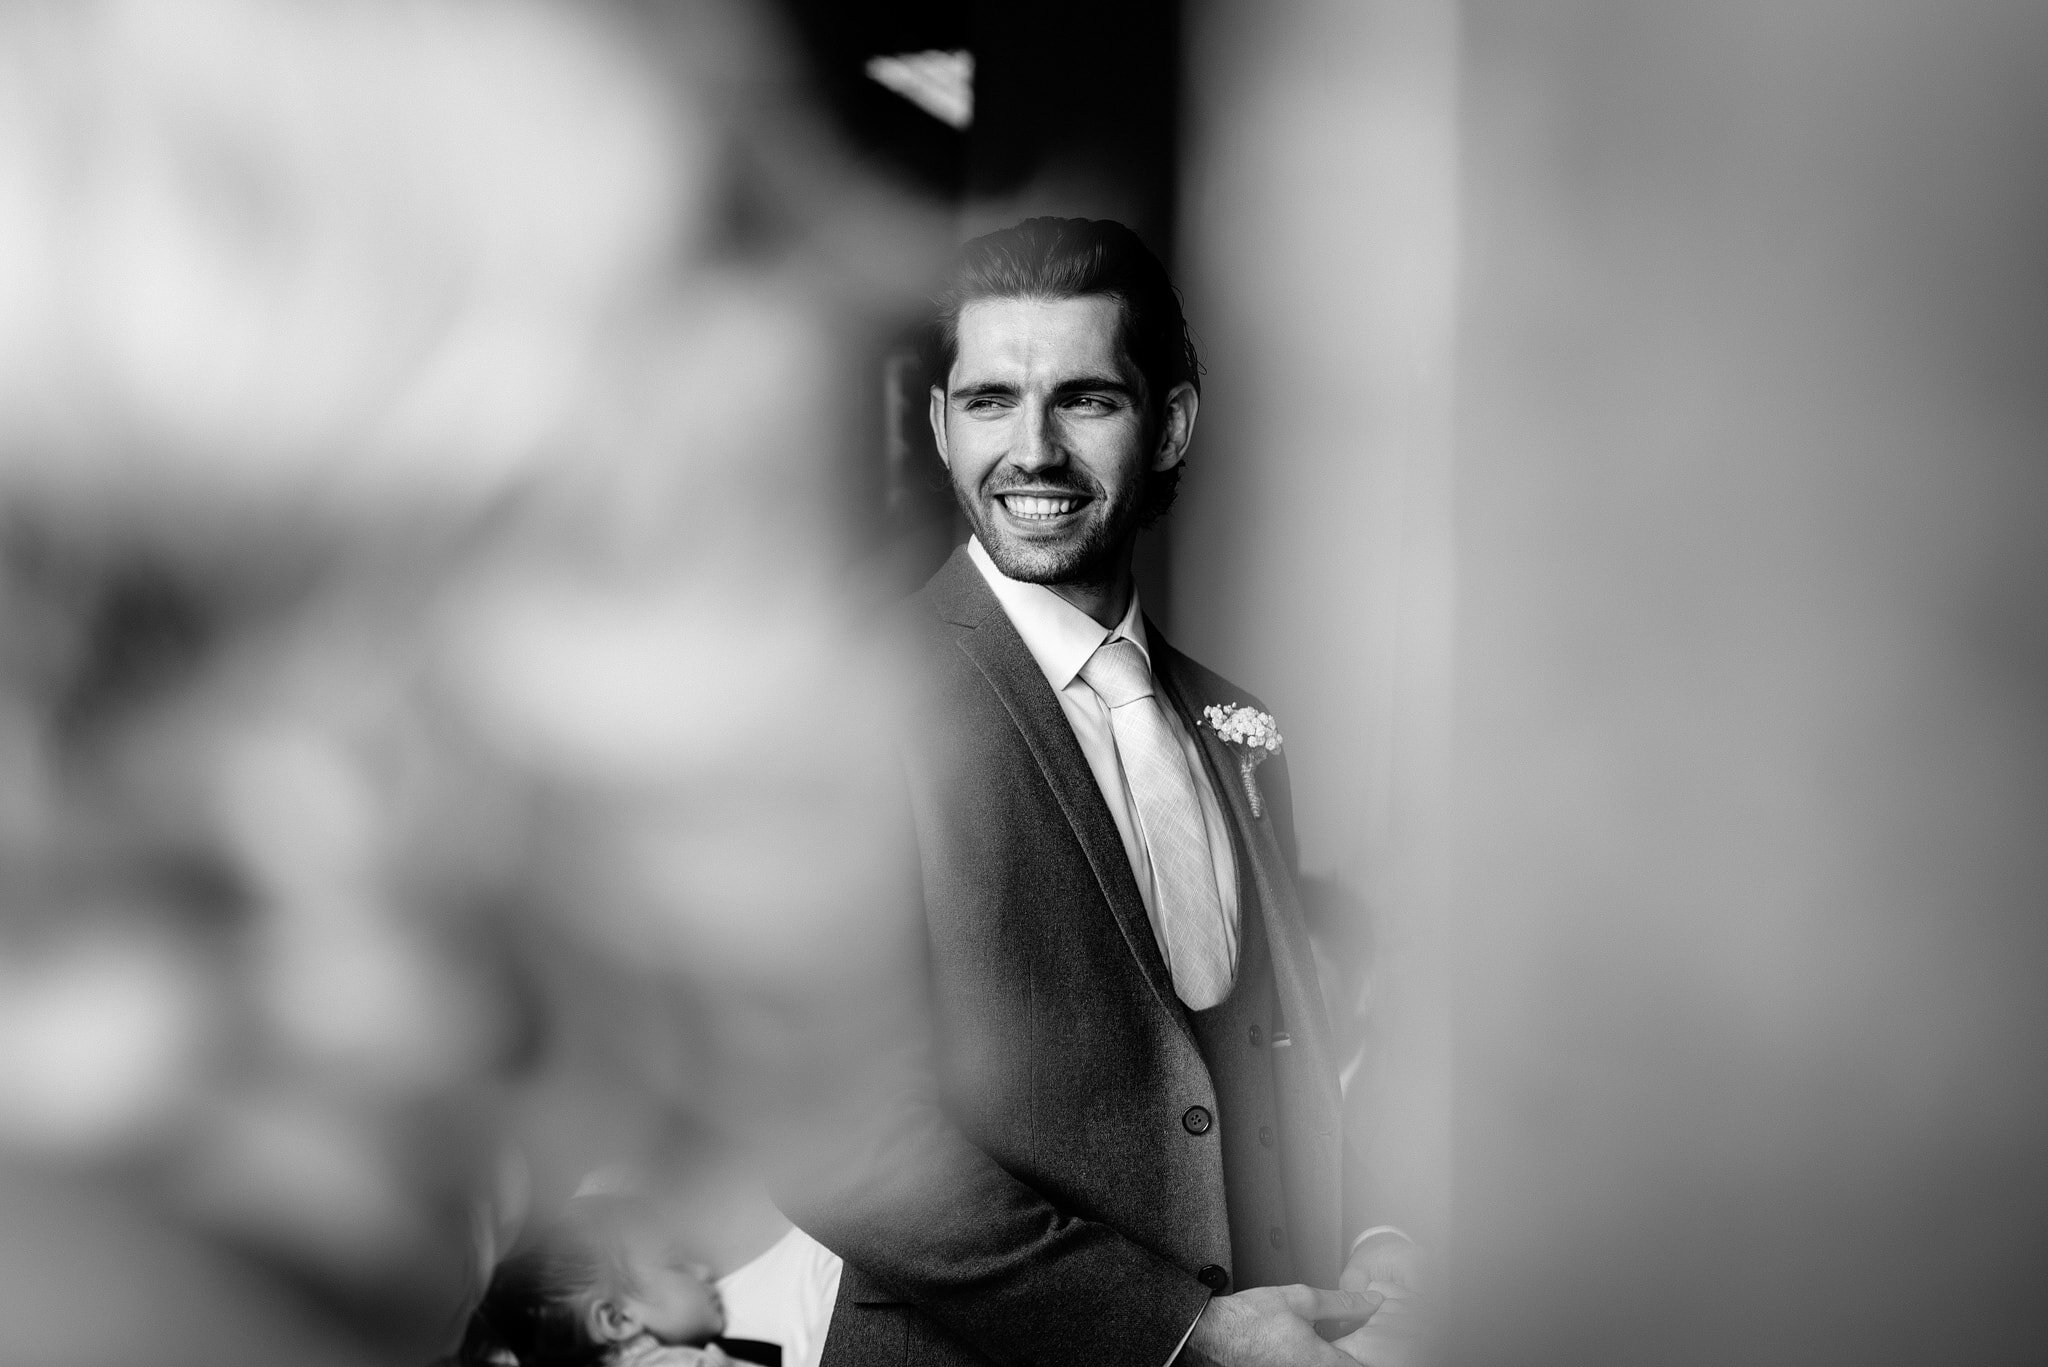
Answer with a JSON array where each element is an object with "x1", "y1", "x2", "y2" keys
[{"x1": 1079, "y1": 637, "x2": 1235, "y2": 1009}]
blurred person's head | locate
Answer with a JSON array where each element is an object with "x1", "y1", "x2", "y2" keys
[
  {"x1": 458, "y1": 1196, "x2": 725, "y2": 1367},
  {"x1": 927, "y1": 218, "x2": 1200, "y2": 595}
]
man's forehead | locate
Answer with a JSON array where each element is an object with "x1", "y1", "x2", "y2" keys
[{"x1": 949, "y1": 294, "x2": 1133, "y2": 383}]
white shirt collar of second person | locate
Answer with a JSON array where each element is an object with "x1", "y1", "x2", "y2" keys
[{"x1": 965, "y1": 536, "x2": 1151, "y2": 694}]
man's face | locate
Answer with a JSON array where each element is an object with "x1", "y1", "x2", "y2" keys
[{"x1": 932, "y1": 295, "x2": 1182, "y2": 586}]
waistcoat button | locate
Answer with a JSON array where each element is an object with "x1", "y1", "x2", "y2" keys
[
  {"x1": 1182, "y1": 1105, "x2": 1213, "y2": 1135},
  {"x1": 1248, "y1": 1024, "x2": 1264, "y2": 1046},
  {"x1": 1269, "y1": 1226, "x2": 1286, "y2": 1249},
  {"x1": 1258, "y1": 1125, "x2": 1274, "y2": 1148},
  {"x1": 1196, "y1": 1264, "x2": 1230, "y2": 1292}
]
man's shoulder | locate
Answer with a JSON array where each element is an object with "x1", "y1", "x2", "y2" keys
[
  {"x1": 898, "y1": 544, "x2": 988, "y2": 622},
  {"x1": 890, "y1": 543, "x2": 1006, "y2": 647},
  {"x1": 877, "y1": 546, "x2": 997, "y2": 691}
]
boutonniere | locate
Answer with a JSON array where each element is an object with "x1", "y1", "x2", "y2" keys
[{"x1": 1202, "y1": 703, "x2": 1282, "y2": 818}]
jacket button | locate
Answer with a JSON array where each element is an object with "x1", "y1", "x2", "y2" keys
[
  {"x1": 1258, "y1": 1124, "x2": 1274, "y2": 1148},
  {"x1": 1196, "y1": 1264, "x2": 1230, "y2": 1292},
  {"x1": 1182, "y1": 1105, "x2": 1213, "y2": 1135},
  {"x1": 1248, "y1": 1024, "x2": 1264, "y2": 1046}
]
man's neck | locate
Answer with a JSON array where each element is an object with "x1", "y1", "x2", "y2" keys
[{"x1": 1047, "y1": 562, "x2": 1136, "y2": 630}]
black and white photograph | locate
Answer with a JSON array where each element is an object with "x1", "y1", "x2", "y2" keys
[{"x1": 0, "y1": 3, "x2": 2044, "y2": 1364}]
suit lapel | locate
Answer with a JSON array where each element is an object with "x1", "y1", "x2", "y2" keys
[
  {"x1": 931, "y1": 551, "x2": 1188, "y2": 1032},
  {"x1": 1150, "y1": 626, "x2": 1346, "y2": 1275}
]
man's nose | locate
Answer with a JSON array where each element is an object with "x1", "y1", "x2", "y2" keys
[{"x1": 1009, "y1": 402, "x2": 1065, "y2": 472}]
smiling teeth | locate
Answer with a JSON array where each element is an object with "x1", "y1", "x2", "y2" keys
[{"x1": 1005, "y1": 495, "x2": 1081, "y2": 519}]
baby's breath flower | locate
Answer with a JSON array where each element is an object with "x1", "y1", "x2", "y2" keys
[
  {"x1": 1203, "y1": 703, "x2": 1282, "y2": 752},
  {"x1": 1201, "y1": 703, "x2": 1283, "y2": 817}
]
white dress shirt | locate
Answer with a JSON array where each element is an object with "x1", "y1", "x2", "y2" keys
[
  {"x1": 966, "y1": 538, "x2": 1240, "y2": 996},
  {"x1": 716, "y1": 1224, "x2": 843, "y2": 1367}
]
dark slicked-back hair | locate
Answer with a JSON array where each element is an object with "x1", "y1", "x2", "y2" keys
[
  {"x1": 929, "y1": 217, "x2": 1201, "y2": 523},
  {"x1": 931, "y1": 217, "x2": 1201, "y2": 407}
]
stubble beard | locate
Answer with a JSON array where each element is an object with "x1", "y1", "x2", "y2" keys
[{"x1": 957, "y1": 470, "x2": 1145, "y2": 589}]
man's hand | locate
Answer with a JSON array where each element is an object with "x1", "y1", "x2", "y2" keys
[
  {"x1": 1180, "y1": 1285, "x2": 1383, "y2": 1367},
  {"x1": 1341, "y1": 1232, "x2": 1425, "y2": 1326},
  {"x1": 1335, "y1": 1233, "x2": 1429, "y2": 1366},
  {"x1": 1340, "y1": 1231, "x2": 1423, "y2": 1300},
  {"x1": 1330, "y1": 1319, "x2": 1424, "y2": 1367}
]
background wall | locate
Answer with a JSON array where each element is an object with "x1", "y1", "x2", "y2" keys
[
  {"x1": 1177, "y1": 0, "x2": 2048, "y2": 1361},
  {"x1": 776, "y1": 0, "x2": 1187, "y2": 597},
  {"x1": 1449, "y1": 3, "x2": 2048, "y2": 1362},
  {"x1": 1174, "y1": 0, "x2": 1461, "y2": 1243}
]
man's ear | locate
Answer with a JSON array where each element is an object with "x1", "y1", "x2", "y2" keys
[
  {"x1": 1152, "y1": 381, "x2": 1199, "y2": 472},
  {"x1": 585, "y1": 1296, "x2": 639, "y2": 1344},
  {"x1": 928, "y1": 385, "x2": 951, "y2": 468}
]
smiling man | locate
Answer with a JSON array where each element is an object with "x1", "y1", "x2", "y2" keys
[
  {"x1": 797, "y1": 219, "x2": 1419, "y2": 1367},
  {"x1": 935, "y1": 285, "x2": 1186, "y2": 612}
]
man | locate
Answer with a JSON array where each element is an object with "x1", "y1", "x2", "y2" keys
[{"x1": 797, "y1": 219, "x2": 1418, "y2": 1366}]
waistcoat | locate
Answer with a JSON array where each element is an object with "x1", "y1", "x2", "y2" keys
[{"x1": 1186, "y1": 861, "x2": 1294, "y2": 1293}]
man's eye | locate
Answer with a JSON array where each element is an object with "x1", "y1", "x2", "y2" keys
[
  {"x1": 1064, "y1": 395, "x2": 1114, "y2": 412},
  {"x1": 963, "y1": 397, "x2": 1008, "y2": 412}
]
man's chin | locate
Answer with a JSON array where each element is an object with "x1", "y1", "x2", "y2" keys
[{"x1": 977, "y1": 531, "x2": 1096, "y2": 586}]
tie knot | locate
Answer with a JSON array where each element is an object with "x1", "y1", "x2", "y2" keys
[{"x1": 1080, "y1": 637, "x2": 1155, "y2": 708}]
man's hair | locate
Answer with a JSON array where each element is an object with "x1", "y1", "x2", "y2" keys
[{"x1": 929, "y1": 217, "x2": 1201, "y2": 524}]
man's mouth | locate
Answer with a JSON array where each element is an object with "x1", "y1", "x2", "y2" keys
[{"x1": 997, "y1": 492, "x2": 1089, "y2": 521}]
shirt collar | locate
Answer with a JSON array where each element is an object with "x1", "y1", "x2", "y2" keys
[{"x1": 966, "y1": 536, "x2": 1150, "y2": 692}]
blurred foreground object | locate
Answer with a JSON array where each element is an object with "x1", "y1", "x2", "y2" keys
[{"x1": 0, "y1": 1, "x2": 920, "y2": 1362}]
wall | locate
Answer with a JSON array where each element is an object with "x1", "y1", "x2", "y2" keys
[
  {"x1": 1175, "y1": 0, "x2": 1462, "y2": 1241},
  {"x1": 1179, "y1": 1, "x2": 2048, "y2": 1359},
  {"x1": 1451, "y1": 4, "x2": 2048, "y2": 1361}
]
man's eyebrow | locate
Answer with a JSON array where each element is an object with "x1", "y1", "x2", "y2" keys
[
  {"x1": 1050, "y1": 374, "x2": 1139, "y2": 399},
  {"x1": 946, "y1": 374, "x2": 1140, "y2": 401},
  {"x1": 948, "y1": 379, "x2": 1019, "y2": 400}
]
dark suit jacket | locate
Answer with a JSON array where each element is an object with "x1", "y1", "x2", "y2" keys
[{"x1": 795, "y1": 548, "x2": 1355, "y2": 1367}]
